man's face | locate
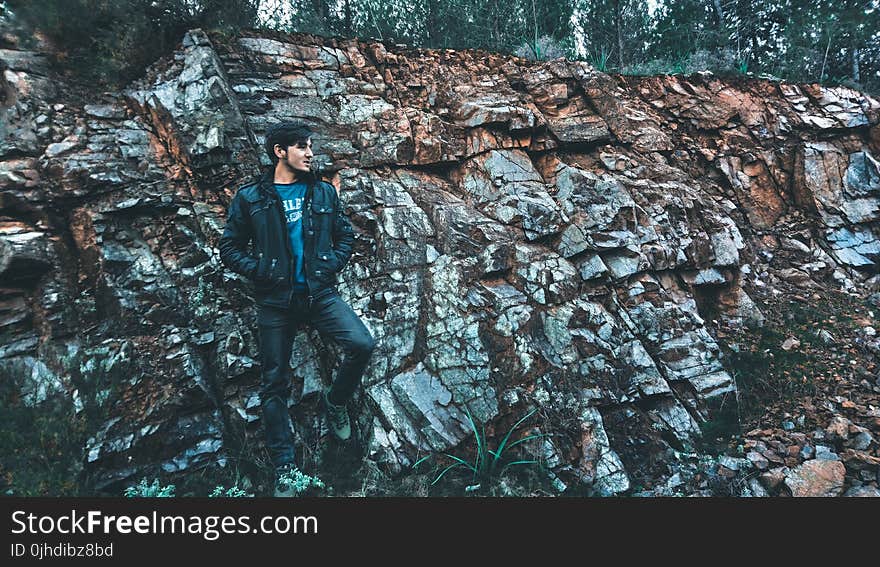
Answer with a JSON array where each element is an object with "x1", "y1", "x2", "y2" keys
[{"x1": 275, "y1": 137, "x2": 313, "y2": 173}]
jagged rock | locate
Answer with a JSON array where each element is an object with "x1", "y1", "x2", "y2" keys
[
  {"x1": 839, "y1": 449, "x2": 880, "y2": 468},
  {"x1": 759, "y1": 467, "x2": 787, "y2": 491},
  {"x1": 825, "y1": 416, "x2": 852, "y2": 441},
  {"x1": 779, "y1": 268, "x2": 812, "y2": 285},
  {"x1": 747, "y1": 477, "x2": 769, "y2": 497},
  {"x1": 845, "y1": 428, "x2": 874, "y2": 451},
  {"x1": 459, "y1": 149, "x2": 565, "y2": 240},
  {"x1": 367, "y1": 362, "x2": 471, "y2": 460},
  {"x1": 574, "y1": 406, "x2": 630, "y2": 496},
  {"x1": 844, "y1": 485, "x2": 880, "y2": 497},
  {"x1": 425, "y1": 255, "x2": 498, "y2": 423},
  {"x1": 816, "y1": 329, "x2": 835, "y2": 344},
  {"x1": 815, "y1": 445, "x2": 842, "y2": 461},
  {"x1": 3, "y1": 19, "x2": 880, "y2": 496},
  {"x1": 747, "y1": 451, "x2": 770, "y2": 470},
  {"x1": 717, "y1": 455, "x2": 746, "y2": 471},
  {"x1": 784, "y1": 459, "x2": 846, "y2": 497},
  {"x1": 0, "y1": 228, "x2": 55, "y2": 283}
]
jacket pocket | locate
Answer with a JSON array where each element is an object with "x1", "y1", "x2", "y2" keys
[
  {"x1": 315, "y1": 252, "x2": 340, "y2": 275},
  {"x1": 254, "y1": 255, "x2": 282, "y2": 290},
  {"x1": 311, "y1": 200, "x2": 334, "y2": 253}
]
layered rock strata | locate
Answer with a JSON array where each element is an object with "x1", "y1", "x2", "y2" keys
[{"x1": 2, "y1": 26, "x2": 879, "y2": 495}]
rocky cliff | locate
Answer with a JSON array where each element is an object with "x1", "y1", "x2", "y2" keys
[{"x1": 2, "y1": 25, "x2": 879, "y2": 496}]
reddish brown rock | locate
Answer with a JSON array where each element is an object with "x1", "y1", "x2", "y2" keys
[
  {"x1": 827, "y1": 416, "x2": 852, "y2": 438},
  {"x1": 840, "y1": 449, "x2": 880, "y2": 468},
  {"x1": 784, "y1": 460, "x2": 846, "y2": 497}
]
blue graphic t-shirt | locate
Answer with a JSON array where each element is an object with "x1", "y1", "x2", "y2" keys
[{"x1": 274, "y1": 182, "x2": 308, "y2": 292}]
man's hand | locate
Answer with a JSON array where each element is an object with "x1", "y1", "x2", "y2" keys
[
  {"x1": 330, "y1": 186, "x2": 355, "y2": 271},
  {"x1": 219, "y1": 190, "x2": 260, "y2": 278},
  {"x1": 253, "y1": 254, "x2": 282, "y2": 286}
]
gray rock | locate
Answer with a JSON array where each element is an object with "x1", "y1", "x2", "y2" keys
[
  {"x1": 425, "y1": 255, "x2": 498, "y2": 423},
  {"x1": 84, "y1": 104, "x2": 126, "y2": 119},
  {"x1": 780, "y1": 237, "x2": 812, "y2": 254},
  {"x1": 718, "y1": 455, "x2": 750, "y2": 472},
  {"x1": 846, "y1": 431, "x2": 874, "y2": 451},
  {"x1": 650, "y1": 398, "x2": 701, "y2": 442},
  {"x1": 388, "y1": 362, "x2": 472, "y2": 450},
  {"x1": 514, "y1": 244, "x2": 579, "y2": 305},
  {"x1": 747, "y1": 451, "x2": 770, "y2": 470},
  {"x1": 747, "y1": 478, "x2": 769, "y2": 497},
  {"x1": 546, "y1": 112, "x2": 610, "y2": 143},
  {"x1": 576, "y1": 254, "x2": 609, "y2": 281},
  {"x1": 604, "y1": 251, "x2": 642, "y2": 279},
  {"x1": 799, "y1": 445, "x2": 815, "y2": 460},
  {"x1": 816, "y1": 329, "x2": 835, "y2": 344},
  {"x1": 681, "y1": 268, "x2": 727, "y2": 285},
  {"x1": 843, "y1": 485, "x2": 880, "y2": 497},
  {"x1": 814, "y1": 445, "x2": 841, "y2": 461},
  {"x1": 576, "y1": 407, "x2": 631, "y2": 496}
]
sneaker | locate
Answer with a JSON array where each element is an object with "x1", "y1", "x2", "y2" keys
[
  {"x1": 273, "y1": 464, "x2": 300, "y2": 498},
  {"x1": 322, "y1": 389, "x2": 351, "y2": 441}
]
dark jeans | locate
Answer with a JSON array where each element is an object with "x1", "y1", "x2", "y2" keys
[{"x1": 257, "y1": 287, "x2": 376, "y2": 468}]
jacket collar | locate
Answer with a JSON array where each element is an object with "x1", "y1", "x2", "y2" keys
[
  {"x1": 256, "y1": 168, "x2": 317, "y2": 201},
  {"x1": 256, "y1": 169, "x2": 274, "y2": 198}
]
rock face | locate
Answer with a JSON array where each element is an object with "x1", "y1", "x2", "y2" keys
[
  {"x1": 784, "y1": 459, "x2": 846, "y2": 497},
  {"x1": 2, "y1": 25, "x2": 880, "y2": 496}
]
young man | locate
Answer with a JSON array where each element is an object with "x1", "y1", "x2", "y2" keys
[{"x1": 219, "y1": 121, "x2": 376, "y2": 496}]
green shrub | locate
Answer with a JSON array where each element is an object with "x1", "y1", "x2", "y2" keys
[
  {"x1": 413, "y1": 406, "x2": 548, "y2": 492},
  {"x1": 587, "y1": 46, "x2": 612, "y2": 72},
  {"x1": 123, "y1": 478, "x2": 176, "y2": 498},
  {"x1": 208, "y1": 485, "x2": 249, "y2": 497},
  {"x1": 275, "y1": 468, "x2": 325, "y2": 497},
  {"x1": 623, "y1": 48, "x2": 748, "y2": 77},
  {"x1": 514, "y1": 35, "x2": 572, "y2": 61}
]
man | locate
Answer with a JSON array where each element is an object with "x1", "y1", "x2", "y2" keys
[{"x1": 219, "y1": 121, "x2": 376, "y2": 496}]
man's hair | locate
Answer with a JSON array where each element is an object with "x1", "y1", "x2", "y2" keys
[{"x1": 264, "y1": 121, "x2": 313, "y2": 164}]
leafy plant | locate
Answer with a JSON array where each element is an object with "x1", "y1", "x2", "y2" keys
[
  {"x1": 588, "y1": 45, "x2": 611, "y2": 72},
  {"x1": 514, "y1": 35, "x2": 569, "y2": 61},
  {"x1": 413, "y1": 406, "x2": 548, "y2": 492},
  {"x1": 208, "y1": 485, "x2": 249, "y2": 497},
  {"x1": 276, "y1": 468, "x2": 326, "y2": 497},
  {"x1": 123, "y1": 478, "x2": 175, "y2": 498}
]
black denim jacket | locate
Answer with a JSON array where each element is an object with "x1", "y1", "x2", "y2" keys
[{"x1": 219, "y1": 171, "x2": 355, "y2": 307}]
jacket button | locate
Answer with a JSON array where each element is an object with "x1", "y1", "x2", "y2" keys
[
  {"x1": 308, "y1": 230, "x2": 314, "y2": 235},
  {"x1": 321, "y1": 254, "x2": 328, "y2": 260},
  {"x1": 316, "y1": 270, "x2": 322, "y2": 275}
]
